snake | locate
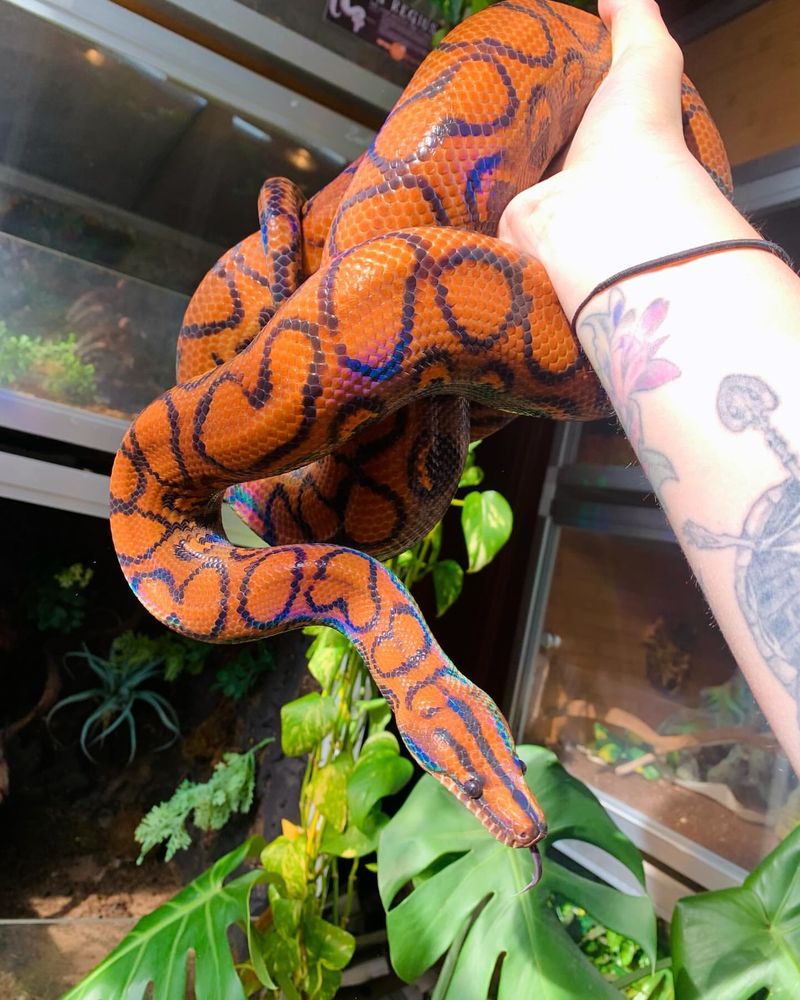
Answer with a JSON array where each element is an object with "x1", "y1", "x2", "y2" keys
[{"x1": 110, "y1": 0, "x2": 731, "y2": 884}]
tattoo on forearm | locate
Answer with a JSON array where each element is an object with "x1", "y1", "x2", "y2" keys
[
  {"x1": 684, "y1": 374, "x2": 800, "y2": 718},
  {"x1": 583, "y1": 292, "x2": 800, "y2": 720},
  {"x1": 585, "y1": 291, "x2": 800, "y2": 721},
  {"x1": 581, "y1": 288, "x2": 681, "y2": 493}
]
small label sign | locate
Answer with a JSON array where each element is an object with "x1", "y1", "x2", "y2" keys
[{"x1": 324, "y1": 0, "x2": 441, "y2": 69}]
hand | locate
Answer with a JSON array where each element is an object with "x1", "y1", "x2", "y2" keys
[{"x1": 498, "y1": 0, "x2": 755, "y2": 322}]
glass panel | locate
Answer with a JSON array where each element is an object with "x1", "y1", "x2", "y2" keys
[
  {"x1": 0, "y1": 232, "x2": 186, "y2": 417},
  {"x1": 575, "y1": 417, "x2": 639, "y2": 467},
  {"x1": 234, "y1": 0, "x2": 441, "y2": 86},
  {"x1": 750, "y1": 201, "x2": 800, "y2": 263},
  {"x1": 523, "y1": 526, "x2": 797, "y2": 873},
  {"x1": 0, "y1": 1, "x2": 343, "y2": 425},
  {"x1": 0, "y1": 919, "x2": 135, "y2": 997}
]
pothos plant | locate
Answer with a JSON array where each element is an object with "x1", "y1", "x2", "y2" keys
[{"x1": 63, "y1": 441, "x2": 515, "y2": 999}]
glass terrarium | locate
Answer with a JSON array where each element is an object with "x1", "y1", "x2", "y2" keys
[
  {"x1": 0, "y1": 0, "x2": 366, "y2": 446},
  {"x1": 510, "y1": 173, "x2": 800, "y2": 888},
  {"x1": 511, "y1": 422, "x2": 797, "y2": 886}
]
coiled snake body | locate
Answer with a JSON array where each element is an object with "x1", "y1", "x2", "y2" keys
[{"x1": 110, "y1": 0, "x2": 731, "y2": 870}]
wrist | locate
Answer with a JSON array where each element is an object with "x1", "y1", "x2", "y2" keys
[
  {"x1": 570, "y1": 239, "x2": 794, "y2": 336},
  {"x1": 499, "y1": 154, "x2": 759, "y2": 321}
]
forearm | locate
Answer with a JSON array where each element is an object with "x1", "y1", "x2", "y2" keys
[
  {"x1": 496, "y1": 0, "x2": 800, "y2": 770},
  {"x1": 574, "y1": 248, "x2": 800, "y2": 773}
]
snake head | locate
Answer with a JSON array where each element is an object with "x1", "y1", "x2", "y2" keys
[{"x1": 398, "y1": 670, "x2": 547, "y2": 849}]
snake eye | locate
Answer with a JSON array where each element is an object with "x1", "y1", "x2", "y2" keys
[
  {"x1": 514, "y1": 756, "x2": 527, "y2": 775},
  {"x1": 463, "y1": 775, "x2": 483, "y2": 799}
]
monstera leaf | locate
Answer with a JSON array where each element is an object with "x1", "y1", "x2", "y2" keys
[
  {"x1": 62, "y1": 838, "x2": 266, "y2": 1000},
  {"x1": 378, "y1": 745, "x2": 655, "y2": 999},
  {"x1": 672, "y1": 825, "x2": 800, "y2": 999}
]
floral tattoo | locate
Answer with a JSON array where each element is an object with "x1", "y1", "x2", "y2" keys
[{"x1": 580, "y1": 288, "x2": 681, "y2": 492}]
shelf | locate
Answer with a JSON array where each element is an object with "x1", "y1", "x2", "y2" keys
[
  {"x1": 1, "y1": 0, "x2": 378, "y2": 457},
  {"x1": 594, "y1": 788, "x2": 747, "y2": 891},
  {"x1": 0, "y1": 390, "x2": 126, "y2": 454},
  {"x1": 5, "y1": 0, "x2": 373, "y2": 169},
  {"x1": 0, "y1": 452, "x2": 110, "y2": 518},
  {"x1": 136, "y1": 0, "x2": 404, "y2": 119},
  {"x1": 550, "y1": 497, "x2": 676, "y2": 544}
]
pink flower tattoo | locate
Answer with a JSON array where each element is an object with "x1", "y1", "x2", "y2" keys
[{"x1": 580, "y1": 288, "x2": 681, "y2": 491}]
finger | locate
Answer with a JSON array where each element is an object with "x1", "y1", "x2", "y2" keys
[
  {"x1": 601, "y1": 0, "x2": 684, "y2": 111},
  {"x1": 563, "y1": 0, "x2": 684, "y2": 170},
  {"x1": 600, "y1": 0, "x2": 678, "y2": 62}
]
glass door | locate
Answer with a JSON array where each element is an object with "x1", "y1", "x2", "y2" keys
[
  {"x1": 0, "y1": 0, "x2": 371, "y2": 451},
  {"x1": 510, "y1": 423, "x2": 798, "y2": 891}
]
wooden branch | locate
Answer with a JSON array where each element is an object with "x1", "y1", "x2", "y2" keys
[
  {"x1": 550, "y1": 698, "x2": 778, "y2": 777},
  {"x1": 0, "y1": 652, "x2": 62, "y2": 803}
]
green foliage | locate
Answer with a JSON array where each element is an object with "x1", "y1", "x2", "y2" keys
[
  {"x1": 0, "y1": 321, "x2": 96, "y2": 404},
  {"x1": 249, "y1": 884, "x2": 354, "y2": 1000},
  {"x1": 245, "y1": 642, "x2": 410, "y2": 997},
  {"x1": 618, "y1": 966, "x2": 674, "y2": 1000},
  {"x1": 48, "y1": 640, "x2": 180, "y2": 764},
  {"x1": 68, "y1": 442, "x2": 515, "y2": 996},
  {"x1": 278, "y1": 685, "x2": 413, "y2": 862},
  {"x1": 431, "y1": 559, "x2": 463, "y2": 616},
  {"x1": 55, "y1": 563, "x2": 94, "y2": 590},
  {"x1": 557, "y1": 901, "x2": 650, "y2": 980},
  {"x1": 346, "y1": 731, "x2": 413, "y2": 830},
  {"x1": 0, "y1": 321, "x2": 36, "y2": 378},
  {"x1": 460, "y1": 489, "x2": 513, "y2": 573},
  {"x1": 457, "y1": 443, "x2": 485, "y2": 488},
  {"x1": 303, "y1": 625, "x2": 350, "y2": 690},
  {"x1": 61, "y1": 838, "x2": 266, "y2": 1000},
  {"x1": 379, "y1": 745, "x2": 655, "y2": 998},
  {"x1": 212, "y1": 645, "x2": 275, "y2": 699},
  {"x1": 672, "y1": 825, "x2": 800, "y2": 999},
  {"x1": 393, "y1": 440, "x2": 513, "y2": 615},
  {"x1": 135, "y1": 739, "x2": 273, "y2": 863},
  {"x1": 590, "y1": 723, "x2": 662, "y2": 780},
  {"x1": 281, "y1": 692, "x2": 338, "y2": 756},
  {"x1": 28, "y1": 561, "x2": 93, "y2": 633},
  {"x1": 429, "y1": 0, "x2": 597, "y2": 45},
  {"x1": 110, "y1": 629, "x2": 210, "y2": 682}
]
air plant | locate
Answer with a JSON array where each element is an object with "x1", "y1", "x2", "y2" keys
[{"x1": 47, "y1": 643, "x2": 180, "y2": 764}]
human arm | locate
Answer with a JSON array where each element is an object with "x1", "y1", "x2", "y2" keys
[{"x1": 498, "y1": 0, "x2": 800, "y2": 771}]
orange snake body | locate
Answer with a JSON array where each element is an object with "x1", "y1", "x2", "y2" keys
[{"x1": 110, "y1": 0, "x2": 731, "y2": 862}]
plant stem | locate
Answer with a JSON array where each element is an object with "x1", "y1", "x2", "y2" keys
[
  {"x1": 298, "y1": 639, "x2": 371, "y2": 925},
  {"x1": 249, "y1": 736, "x2": 274, "y2": 754},
  {"x1": 342, "y1": 857, "x2": 359, "y2": 928},
  {"x1": 610, "y1": 957, "x2": 672, "y2": 989},
  {"x1": 332, "y1": 862, "x2": 340, "y2": 927}
]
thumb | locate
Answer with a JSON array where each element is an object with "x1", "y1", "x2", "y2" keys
[
  {"x1": 599, "y1": 0, "x2": 678, "y2": 62},
  {"x1": 564, "y1": 0, "x2": 685, "y2": 170}
]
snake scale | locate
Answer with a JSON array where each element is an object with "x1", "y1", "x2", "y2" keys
[{"x1": 110, "y1": 0, "x2": 731, "y2": 878}]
